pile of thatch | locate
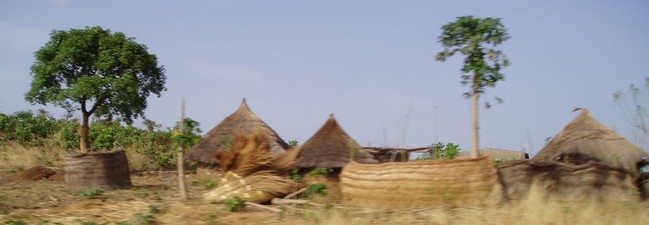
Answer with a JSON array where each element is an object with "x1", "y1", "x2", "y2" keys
[
  {"x1": 64, "y1": 150, "x2": 132, "y2": 191},
  {"x1": 532, "y1": 108, "x2": 648, "y2": 175},
  {"x1": 187, "y1": 99, "x2": 289, "y2": 168},
  {"x1": 497, "y1": 160, "x2": 639, "y2": 202},
  {"x1": 456, "y1": 148, "x2": 528, "y2": 161},
  {"x1": 340, "y1": 157, "x2": 502, "y2": 209},
  {"x1": 203, "y1": 171, "x2": 296, "y2": 203},
  {"x1": 204, "y1": 132, "x2": 301, "y2": 204}
]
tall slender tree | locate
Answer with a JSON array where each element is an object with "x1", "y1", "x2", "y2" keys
[
  {"x1": 26, "y1": 26, "x2": 166, "y2": 152},
  {"x1": 436, "y1": 16, "x2": 510, "y2": 158}
]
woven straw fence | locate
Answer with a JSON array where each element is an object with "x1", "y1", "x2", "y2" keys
[
  {"x1": 64, "y1": 150, "x2": 132, "y2": 191},
  {"x1": 340, "y1": 157, "x2": 502, "y2": 209}
]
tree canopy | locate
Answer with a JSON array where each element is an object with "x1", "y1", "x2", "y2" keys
[
  {"x1": 436, "y1": 16, "x2": 510, "y2": 157},
  {"x1": 26, "y1": 26, "x2": 166, "y2": 152},
  {"x1": 436, "y1": 16, "x2": 510, "y2": 96}
]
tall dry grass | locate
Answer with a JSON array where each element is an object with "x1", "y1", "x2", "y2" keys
[
  {"x1": 277, "y1": 183, "x2": 648, "y2": 225},
  {"x1": 0, "y1": 142, "x2": 65, "y2": 170},
  {"x1": 0, "y1": 141, "x2": 170, "y2": 172}
]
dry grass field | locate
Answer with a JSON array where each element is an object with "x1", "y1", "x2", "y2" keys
[
  {"x1": 1, "y1": 144, "x2": 648, "y2": 225},
  {"x1": 1, "y1": 169, "x2": 648, "y2": 225}
]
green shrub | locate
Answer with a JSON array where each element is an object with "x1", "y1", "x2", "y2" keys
[
  {"x1": 304, "y1": 183, "x2": 327, "y2": 200},
  {"x1": 204, "y1": 180, "x2": 218, "y2": 189},
  {"x1": 80, "y1": 188, "x2": 104, "y2": 199},
  {"x1": 308, "y1": 168, "x2": 329, "y2": 177},
  {"x1": 223, "y1": 196, "x2": 246, "y2": 212},
  {"x1": 0, "y1": 110, "x2": 59, "y2": 145},
  {"x1": 416, "y1": 142, "x2": 461, "y2": 160}
]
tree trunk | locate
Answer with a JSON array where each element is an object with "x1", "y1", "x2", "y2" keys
[
  {"x1": 470, "y1": 93, "x2": 481, "y2": 158},
  {"x1": 79, "y1": 112, "x2": 90, "y2": 153},
  {"x1": 470, "y1": 78, "x2": 481, "y2": 158}
]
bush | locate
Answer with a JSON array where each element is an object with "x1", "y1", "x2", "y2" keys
[
  {"x1": 223, "y1": 196, "x2": 246, "y2": 212},
  {"x1": 0, "y1": 110, "x2": 59, "y2": 145},
  {"x1": 0, "y1": 110, "x2": 203, "y2": 171},
  {"x1": 416, "y1": 142, "x2": 461, "y2": 160},
  {"x1": 304, "y1": 183, "x2": 328, "y2": 200}
]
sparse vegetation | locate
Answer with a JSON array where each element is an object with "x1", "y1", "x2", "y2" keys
[
  {"x1": 80, "y1": 188, "x2": 104, "y2": 199},
  {"x1": 203, "y1": 180, "x2": 218, "y2": 189},
  {"x1": 307, "y1": 168, "x2": 329, "y2": 177},
  {"x1": 0, "y1": 110, "x2": 201, "y2": 171},
  {"x1": 304, "y1": 183, "x2": 328, "y2": 200},
  {"x1": 288, "y1": 139, "x2": 299, "y2": 148},
  {"x1": 223, "y1": 196, "x2": 246, "y2": 212},
  {"x1": 415, "y1": 142, "x2": 461, "y2": 160}
]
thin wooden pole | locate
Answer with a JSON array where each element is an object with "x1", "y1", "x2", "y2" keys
[{"x1": 178, "y1": 97, "x2": 187, "y2": 200}]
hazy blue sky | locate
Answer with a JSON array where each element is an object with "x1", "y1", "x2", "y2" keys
[{"x1": 1, "y1": 1, "x2": 648, "y2": 156}]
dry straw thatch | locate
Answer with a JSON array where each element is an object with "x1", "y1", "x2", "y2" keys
[
  {"x1": 187, "y1": 99, "x2": 289, "y2": 167},
  {"x1": 340, "y1": 157, "x2": 502, "y2": 209},
  {"x1": 204, "y1": 131, "x2": 301, "y2": 203},
  {"x1": 295, "y1": 114, "x2": 379, "y2": 169},
  {"x1": 272, "y1": 147, "x2": 302, "y2": 174},
  {"x1": 497, "y1": 160, "x2": 639, "y2": 202},
  {"x1": 456, "y1": 148, "x2": 528, "y2": 161},
  {"x1": 64, "y1": 150, "x2": 132, "y2": 191},
  {"x1": 216, "y1": 132, "x2": 274, "y2": 177},
  {"x1": 203, "y1": 170, "x2": 298, "y2": 204},
  {"x1": 532, "y1": 108, "x2": 648, "y2": 175}
]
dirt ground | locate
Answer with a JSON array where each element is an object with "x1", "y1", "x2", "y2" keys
[
  {"x1": 0, "y1": 170, "x2": 287, "y2": 224},
  {"x1": 1, "y1": 170, "x2": 649, "y2": 225}
]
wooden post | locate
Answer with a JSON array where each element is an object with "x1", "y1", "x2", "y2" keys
[{"x1": 178, "y1": 97, "x2": 187, "y2": 200}]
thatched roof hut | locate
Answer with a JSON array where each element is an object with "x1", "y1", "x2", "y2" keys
[
  {"x1": 457, "y1": 148, "x2": 528, "y2": 161},
  {"x1": 295, "y1": 114, "x2": 379, "y2": 169},
  {"x1": 186, "y1": 99, "x2": 289, "y2": 167},
  {"x1": 532, "y1": 108, "x2": 648, "y2": 174}
]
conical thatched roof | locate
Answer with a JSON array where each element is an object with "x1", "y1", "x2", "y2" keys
[
  {"x1": 186, "y1": 99, "x2": 289, "y2": 166},
  {"x1": 295, "y1": 114, "x2": 379, "y2": 169},
  {"x1": 532, "y1": 108, "x2": 648, "y2": 174}
]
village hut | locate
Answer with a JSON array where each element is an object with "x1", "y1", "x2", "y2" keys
[
  {"x1": 456, "y1": 148, "x2": 528, "y2": 161},
  {"x1": 532, "y1": 108, "x2": 648, "y2": 175},
  {"x1": 186, "y1": 99, "x2": 289, "y2": 168},
  {"x1": 294, "y1": 114, "x2": 379, "y2": 169}
]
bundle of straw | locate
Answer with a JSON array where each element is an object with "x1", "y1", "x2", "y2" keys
[
  {"x1": 203, "y1": 170, "x2": 299, "y2": 204},
  {"x1": 340, "y1": 157, "x2": 502, "y2": 209},
  {"x1": 272, "y1": 147, "x2": 302, "y2": 175},
  {"x1": 215, "y1": 132, "x2": 274, "y2": 177}
]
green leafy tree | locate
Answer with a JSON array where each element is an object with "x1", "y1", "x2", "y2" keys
[
  {"x1": 173, "y1": 117, "x2": 202, "y2": 151},
  {"x1": 25, "y1": 26, "x2": 166, "y2": 152},
  {"x1": 436, "y1": 16, "x2": 510, "y2": 158}
]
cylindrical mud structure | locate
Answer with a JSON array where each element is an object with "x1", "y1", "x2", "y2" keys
[{"x1": 65, "y1": 150, "x2": 132, "y2": 191}]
